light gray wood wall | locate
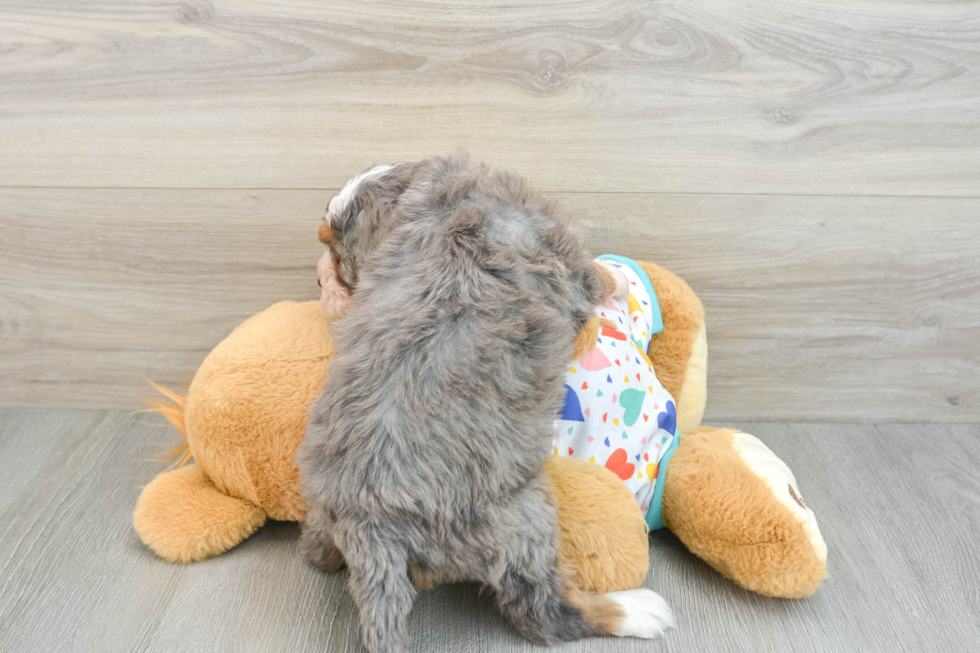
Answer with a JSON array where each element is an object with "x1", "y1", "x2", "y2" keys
[{"x1": 1, "y1": 0, "x2": 978, "y2": 420}]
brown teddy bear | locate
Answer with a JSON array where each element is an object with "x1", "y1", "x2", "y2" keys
[{"x1": 134, "y1": 262, "x2": 826, "y2": 599}]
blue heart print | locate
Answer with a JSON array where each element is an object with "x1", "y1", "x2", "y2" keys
[
  {"x1": 657, "y1": 400, "x2": 676, "y2": 434},
  {"x1": 558, "y1": 384, "x2": 585, "y2": 422}
]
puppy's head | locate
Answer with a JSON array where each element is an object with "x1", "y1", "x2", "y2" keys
[{"x1": 317, "y1": 162, "x2": 419, "y2": 318}]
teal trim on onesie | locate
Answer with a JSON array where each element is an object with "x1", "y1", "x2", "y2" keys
[
  {"x1": 596, "y1": 255, "x2": 664, "y2": 336},
  {"x1": 645, "y1": 430, "x2": 680, "y2": 531},
  {"x1": 596, "y1": 254, "x2": 672, "y2": 529}
]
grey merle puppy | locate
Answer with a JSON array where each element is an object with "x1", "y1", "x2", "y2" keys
[{"x1": 298, "y1": 153, "x2": 674, "y2": 653}]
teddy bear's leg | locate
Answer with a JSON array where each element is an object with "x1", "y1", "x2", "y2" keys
[
  {"x1": 636, "y1": 261, "x2": 707, "y2": 433},
  {"x1": 133, "y1": 463, "x2": 267, "y2": 563},
  {"x1": 661, "y1": 427, "x2": 827, "y2": 598},
  {"x1": 544, "y1": 456, "x2": 650, "y2": 593}
]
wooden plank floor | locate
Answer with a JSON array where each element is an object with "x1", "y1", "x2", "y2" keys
[{"x1": 1, "y1": 408, "x2": 978, "y2": 653}]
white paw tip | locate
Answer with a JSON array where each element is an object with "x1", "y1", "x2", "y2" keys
[{"x1": 607, "y1": 588, "x2": 676, "y2": 638}]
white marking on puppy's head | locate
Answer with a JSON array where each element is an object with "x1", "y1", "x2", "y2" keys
[
  {"x1": 319, "y1": 163, "x2": 399, "y2": 318},
  {"x1": 327, "y1": 164, "x2": 396, "y2": 225}
]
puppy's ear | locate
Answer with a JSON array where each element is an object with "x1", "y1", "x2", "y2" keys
[
  {"x1": 332, "y1": 241, "x2": 358, "y2": 291},
  {"x1": 319, "y1": 220, "x2": 357, "y2": 291},
  {"x1": 318, "y1": 248, "x2": 351, "y2": 319}
]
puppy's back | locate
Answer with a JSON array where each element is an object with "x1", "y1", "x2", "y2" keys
[{"x1": 304, "y1": 153, "x2": 603, "y2": 512}]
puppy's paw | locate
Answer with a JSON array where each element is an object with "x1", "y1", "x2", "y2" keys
[
  {"x1": 606, "y1": 588, "x2": 675, "y2": 638},
  {"x1": 308, "y1": 545, "x2": 346, "y2": 573},
  {"x1": 594, "y1": 260, "x2": 630, "y2": 300},
  {"x1": 299, "y1": 520, "x2": 346, "y2": 573}
]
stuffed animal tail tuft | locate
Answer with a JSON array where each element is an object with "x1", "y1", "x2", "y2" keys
[
  {"x1": 134, "y1": 463, "x2": 267, "y2": 563},
  {"x1": 134, "y1": 379, "x2": 267, "y2": 562},
  {"x1": 139, "y1": 379, "x2": 192, "y2": 470}
]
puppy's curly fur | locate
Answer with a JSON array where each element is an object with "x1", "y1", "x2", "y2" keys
[{"x1": 299, "y1": 153, "x2": 671, "y2": 653}]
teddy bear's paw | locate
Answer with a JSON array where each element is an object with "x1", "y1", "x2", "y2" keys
[
  {"x1": 605, "y1": 588, "x2": 675, "y2": 638},
  {"x1": 731, "y1": 432, "x2": 827, "y2": 563}
]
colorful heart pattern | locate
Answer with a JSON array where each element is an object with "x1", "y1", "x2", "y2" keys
[
  {"x1": 579, "y1": 346, "x2": 612, "y2": 371},
  {"x1": 552, "y1": 257, "x2": 676, "y2": 524},
  {"x1": 604, "y1": 448, "x2": 635, "y2": 481},
  {"x1": 619, "y1": 388, "x2": 645, "y2": 426},
  {"x1": 657, "y1": 400, "x2": 676, "y2": 435},
  {"x1": 558, "y1": 384, "x2": 584, "y2": 422}
]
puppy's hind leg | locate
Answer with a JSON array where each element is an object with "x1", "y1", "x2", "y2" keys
[
  {"x1": 342, "y1": 527, "x2": 417, "y2": 653},
  {"x1": 299, "y1": 502, "x2": 345, "y2": 573},
  {"x1": 489, "y1": 481, "x2": 674, "y2": 644}
]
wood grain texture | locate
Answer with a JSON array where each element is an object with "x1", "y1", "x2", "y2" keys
[
  {"x1": 569, "y1": 193, "x2": 980, "y2": 422},
  {"x1": 3, "y1": 189, "x2": 978, "y2": 421},
  {"x1": 0, "y1": 0, "x2": 978, "y2": 193},
  {"x1": 0, "y1": 188, "x2": 327, "y2": 409},
  {"x1": 1, "y1": 409, "x2": 978, "y2": 652}
]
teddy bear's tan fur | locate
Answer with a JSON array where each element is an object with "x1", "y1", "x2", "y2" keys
[{"x1": 134, "y1": 263, "x2": 825, "y2": 599}]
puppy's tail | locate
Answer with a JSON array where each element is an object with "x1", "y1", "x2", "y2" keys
[{"x1": 561, "y1": 556, "x2": 675, "y2": 639}]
